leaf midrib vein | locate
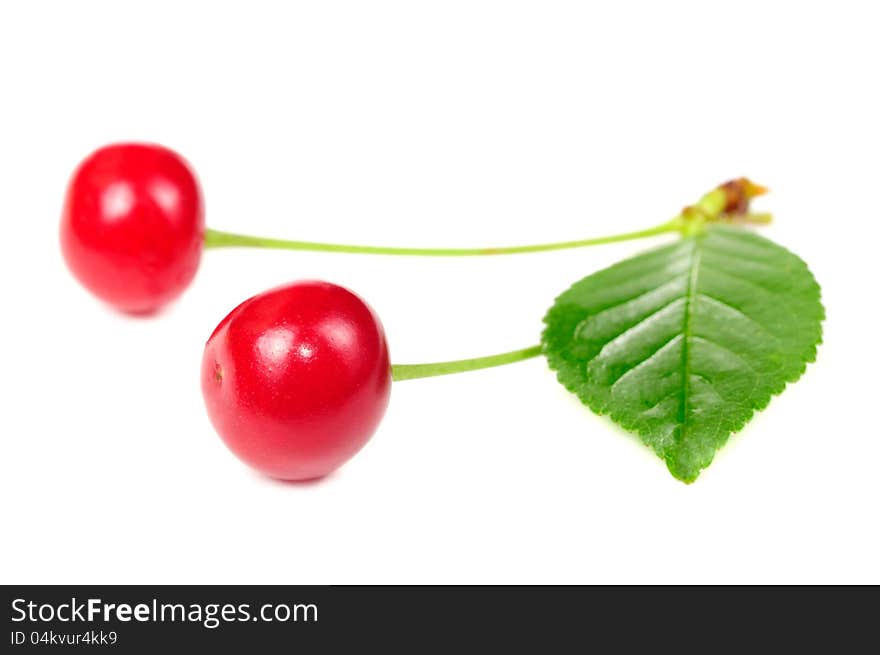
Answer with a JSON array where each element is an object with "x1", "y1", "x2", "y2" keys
[{"x1": 679, "y1": 238, "x2": 702, "y2": 442}]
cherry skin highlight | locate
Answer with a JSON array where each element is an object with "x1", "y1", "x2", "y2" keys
[
  {"x1": 60, "y1": 143, "x2": 205, "y2": 314},
  {"x1": 201, "y1": 281, "x2": 392, "y2": 481}
]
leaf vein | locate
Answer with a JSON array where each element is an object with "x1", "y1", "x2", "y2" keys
[
  {"x1": 696, "y1": 292, "x2": 781, "y2": 342},
  {"x1": 691, "y1": 335, "x2": 760, "y2": 376},
  {"x1": 701, "y1": 243, "x2": 781, "y2": 274},
  {"x1": 690, "y1": 372, "x2": 725, "y2": 402},
  {"x1": 590, "y1": 295, "x2": 684, "y2": 359},
  {"x1": 641, "y1": 389, "x2": 679, "y2": 414},
  {"x1": 572, "y1": 268, "x2": 688, "y2": 315},
  {"x1": 608, "y1": 334, "x2": 683, "y2": 391},
  {"x1": 702, "y1": 260, "x2": 782, "y2": 296}
]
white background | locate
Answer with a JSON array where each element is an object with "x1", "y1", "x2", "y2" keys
[{"x1": 1, "y1": 1, "x2": 877, "y2": 584}]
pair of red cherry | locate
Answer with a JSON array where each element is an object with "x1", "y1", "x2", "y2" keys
[{"x1": 61, "y1": 144, "x2": 391, "y2": 481}]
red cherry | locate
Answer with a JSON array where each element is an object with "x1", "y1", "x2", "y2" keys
[
  {"x1": 60, "y1": 143, "x2": 205, "y2": 314},
  {"x1": 201, "y1": 281, "x2": 392, "y2": 480}
]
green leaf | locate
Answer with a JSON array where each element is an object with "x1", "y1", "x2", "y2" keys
[{"x1": 542, "y1": 224, "x2": 824, "y2": 482}]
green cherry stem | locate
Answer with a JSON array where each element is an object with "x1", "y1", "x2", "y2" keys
[
  {"x1": 204, "y1": 221, "x2": 680, "y2": 257},
  {"x1": 391, "y1": 345, "x2": 543, "y2": 381},
  {"x1": 203, "y1": 178, "x2": 771, "y2": 257}
]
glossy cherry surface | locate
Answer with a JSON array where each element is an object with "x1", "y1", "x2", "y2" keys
[
  {"x1": 202, "y1": 281, "x2": 392, "y2": 480},
  {"x1": 60, "y1": 143, "x2": 204, "y2": 313}
]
